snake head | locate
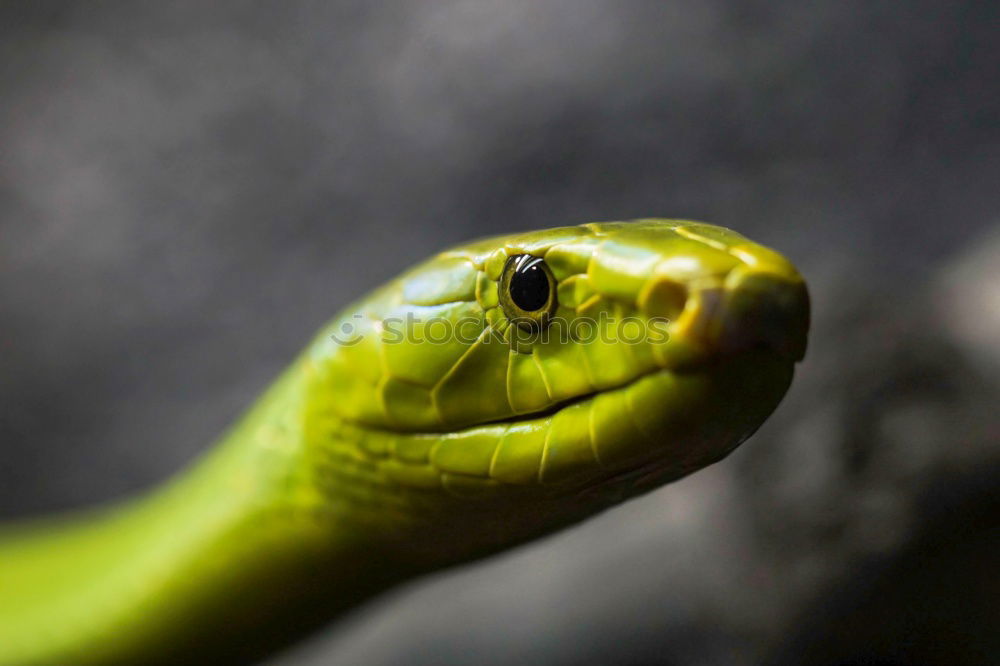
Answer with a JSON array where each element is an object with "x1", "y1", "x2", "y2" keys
[{"x1": 307, "y1": 220, "x2": 808, "y2": 543}]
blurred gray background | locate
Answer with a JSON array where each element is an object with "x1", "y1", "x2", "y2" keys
[{"x1": 1, "y1": 2, "x2": 997, "y2": 664}]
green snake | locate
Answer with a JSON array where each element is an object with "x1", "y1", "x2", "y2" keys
[{"x1": 0, "y1": 219, "x2": 809, "y2": 664}]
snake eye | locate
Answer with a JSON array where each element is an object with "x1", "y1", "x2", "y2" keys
[{"x1": 499, "y1": 255, "x2": 557, "y2": 330}]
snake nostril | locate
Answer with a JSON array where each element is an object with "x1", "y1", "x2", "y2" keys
[{"x1": 638, "y1": 276, "x2": 688, "y2": 321}]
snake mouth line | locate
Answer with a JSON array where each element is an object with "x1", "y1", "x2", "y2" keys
[
  {"x1": 420, "y1": 343, "x2": 793, "y2": 437},
  {"x1": 470, "y1": 385, "x2": 607, "y2": 430},
  {"x1": 434, "y1": 358, "x2": 711, "y2": 437},
  {"x1": 468, "y1": 365, "x2": 674, "y2": 432},
  {"x1": 347, "y1": 362, "x2": 681, "y2": 438}
]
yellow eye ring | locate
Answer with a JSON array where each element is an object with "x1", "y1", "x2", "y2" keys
[{"x1": 498, "y1": 254, "x2": 557, "y2": 331}]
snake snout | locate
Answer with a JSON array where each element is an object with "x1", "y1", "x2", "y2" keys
[{"x1": 717, "y1": 268, "x2": 810, "y2": 361}]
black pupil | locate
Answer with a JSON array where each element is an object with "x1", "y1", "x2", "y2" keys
[{"x1": 509, "y1": 257, "x2": 550, "y2": 311}]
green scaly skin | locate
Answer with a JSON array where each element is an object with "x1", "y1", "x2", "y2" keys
[{"x1": 0, "y1": 220, "x2": 809, "y2": 664}]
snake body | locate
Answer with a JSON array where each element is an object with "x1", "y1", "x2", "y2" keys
[{"x1": 0, "y1": 220, "x2": 808, "y2": 664}]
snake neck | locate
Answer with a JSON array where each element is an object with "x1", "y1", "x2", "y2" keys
[{"x1": 0, "y1": 361, "x2": 433, "y2": 665}]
